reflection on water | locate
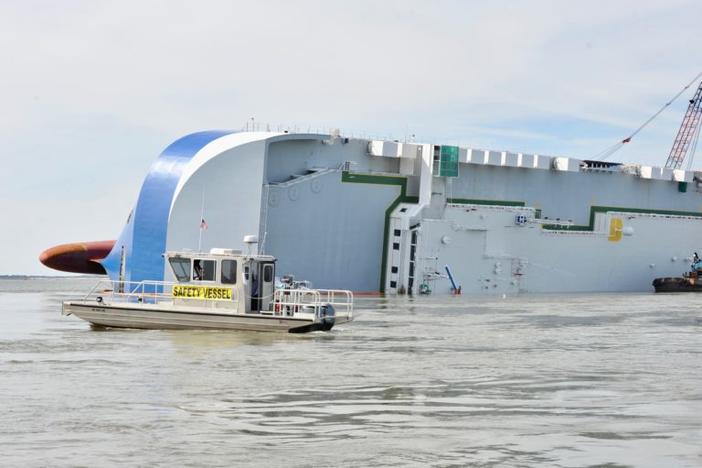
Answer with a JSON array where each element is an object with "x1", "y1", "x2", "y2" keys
[
  {"x1": 165, "y1": 329, "x2": 302, "y2": 349},
  {"x1": 0, "y1": 278, "x2": 701, "y2": 467}
]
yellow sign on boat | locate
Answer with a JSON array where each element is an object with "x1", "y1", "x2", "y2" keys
[{"x1": 172, "y1": 285, "x2": 233, "y2": 300}]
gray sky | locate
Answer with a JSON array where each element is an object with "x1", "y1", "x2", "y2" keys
[{"x1": 2, "y1": 0, "x2": 701, "y2": 274}]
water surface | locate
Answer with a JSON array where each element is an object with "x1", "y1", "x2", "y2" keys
[{"x1": 1, "y1": 278, "x2": 701, "y2": 467}]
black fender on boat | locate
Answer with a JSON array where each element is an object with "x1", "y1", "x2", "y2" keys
[
  {"x1": 288, "y1": 321, "x2": 333, "y2": 333},
  {"x1": 288, "y1": 304, "x2": 336, "y2": 333}
]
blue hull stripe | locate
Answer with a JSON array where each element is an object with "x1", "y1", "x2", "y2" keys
[{"x1": 101, "y1": 130, "x2": 234, "y2": 283}]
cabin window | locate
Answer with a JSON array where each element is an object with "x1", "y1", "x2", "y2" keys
[
  {"x1": 193, "y1": 259, "x2": 216, "y2": 281},
  {"x1": 263, "y1": 264, "x2": 274, "y2": 282},
  {"x1": 221, "y1": 260, "x2": 237, "y2": 284},
  {"x1": 169, "y1": 257, "x2": 191, "y2": 282}
]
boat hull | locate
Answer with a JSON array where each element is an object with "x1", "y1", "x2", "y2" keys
[
  {"x1": 63, "y1": 302, "x2": 334, "y2": 333},
  {"x1": 652, "y1": 276, "x2": 702, "y2": 293}
]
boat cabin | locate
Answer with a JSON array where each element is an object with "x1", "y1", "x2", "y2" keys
[{"x1": 165, "y1": 248, "x2": 276, "y2": 314}]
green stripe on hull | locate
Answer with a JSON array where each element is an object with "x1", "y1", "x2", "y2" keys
[
  {"x1": 341, "y1": 171, "x2": 416, "y2": 292},
  {"x1": 543, "y1": 205, "x2": 702, "y2": 231},
  {"x1": 339, "y1": 172, "x2": 702, "y2": 289}
]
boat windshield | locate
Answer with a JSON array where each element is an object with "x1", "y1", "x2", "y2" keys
[{"x1": 169, "y1": 257, "x2": 191, "y2": 282}]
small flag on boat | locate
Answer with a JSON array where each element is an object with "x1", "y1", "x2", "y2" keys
[{"x1": 200, "y1": 218, "x2": 208, "y2": 230}]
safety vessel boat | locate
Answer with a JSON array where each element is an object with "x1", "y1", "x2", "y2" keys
[{"x1": 63, "y1": 247, "x2": 353, "y2": 333}]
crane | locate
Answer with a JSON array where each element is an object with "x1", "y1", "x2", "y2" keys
[
  {"x1": 665, "y1": 80, "x2": 702, "y2": 169},
  {"x1": 595, "y1": 72, "x2": 702, "y2": 163}
]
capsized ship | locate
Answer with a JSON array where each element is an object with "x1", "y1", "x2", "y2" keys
[{"x1": 40, "y1": 129, "x2": 702, "y2": 295}]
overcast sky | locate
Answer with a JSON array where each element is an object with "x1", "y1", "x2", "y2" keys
[{"x1": 2, "y1": 0, "x2": 701, "y2": 274}]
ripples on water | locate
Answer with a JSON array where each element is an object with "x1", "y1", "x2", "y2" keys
[{"x1": 1, "y1": 278, "x2": 701, "y2": 467}]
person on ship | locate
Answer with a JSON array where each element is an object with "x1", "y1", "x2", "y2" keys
[
  {"x1": 691, "y1": 252, "x2": 702, "y2": 272},
  {"x1": 193, "y1": 260, "x2": 204, "y2": 281}
]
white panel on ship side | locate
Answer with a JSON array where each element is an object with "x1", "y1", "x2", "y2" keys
[
  {"x1": 400, "y1": 157, "x2": 415, "y2": 175},
  {"x1": 639, "y1": 166, "x2": 654, "y2": 179},
  {"x1": 399, "y1": 143, "x2": 419, "y2": 159},
  {"x1": 672, "y1": 169, "x2": 693, "y2": 182},
  {"x1": 466, "y1": 149, "x2": 486, "y2": 164},
  {"x1": 384, "y1": 141, "x2": 400, "y2": 157},
  {"x1": 552, "y1": 157, "x2": 581, "y2": 172},
  {"x1": 501, "y1": 152, "x2": 519, "y2": 167},
  {"x1": 416, "y1": 204, "x2": 702, "y2": 295},
  {"x1": 518, "y1": 153, "x2": 535, "y2": 168},
  {"x1": 639, "y1": 166, "x2": 670, "y2": 180},
  {"x1": 533, "y1": 155, "x2": 551, "y2": 169},
  {"x1": 368, "y1": 140, "x2": 383, "y2": 156},
  {"x1": 368, "y1": 140, "x2": 400, "y2": 157},
  {"x1": 469, "y1": 150, "x2": 487, "y2": 165},
  {"x1": 485, "y1": 150, "x2": 502, "y2": 166}
]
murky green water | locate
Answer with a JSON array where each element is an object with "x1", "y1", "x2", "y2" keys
[{"x1": 1, "y1": 278, "x2": 701, "y2": 467}]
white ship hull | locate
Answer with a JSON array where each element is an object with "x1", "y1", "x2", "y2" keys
[
  {"x1": 63, "y1": 302, "x2": 338, "y2": 333},
  {"x1": 42, "y1": 130, "x2": 702, "y2": 296},
  {"x1": 402, "y1": 202, "x2": 702, "y2": 295}
]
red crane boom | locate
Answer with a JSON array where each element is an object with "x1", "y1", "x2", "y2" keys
[{"x1": 665, "y1": 81, "x2": 702, "y2": 169}]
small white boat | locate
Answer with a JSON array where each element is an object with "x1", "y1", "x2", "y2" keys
[{"x1": 63, "y1": 248, "x2": 353, "y2": 333}]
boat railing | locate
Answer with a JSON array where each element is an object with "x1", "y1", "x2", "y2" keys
[
  {"x1": 79, "y1": 279, "x2": 223, "y2": 307},
  {"x1": 273, "y1": 288, "x2": 353, "y2": 320},
  {"x1": 77, "y1": 279, "x2": 352, "y2": 319}
]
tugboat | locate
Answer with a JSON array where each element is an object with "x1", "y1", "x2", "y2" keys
[
  {"x1": 652, "y1": 253, "x2": 702, "y2": 293},
  {"x1": 62, "y1": 246, "x2": 353, "y2": 333}
]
